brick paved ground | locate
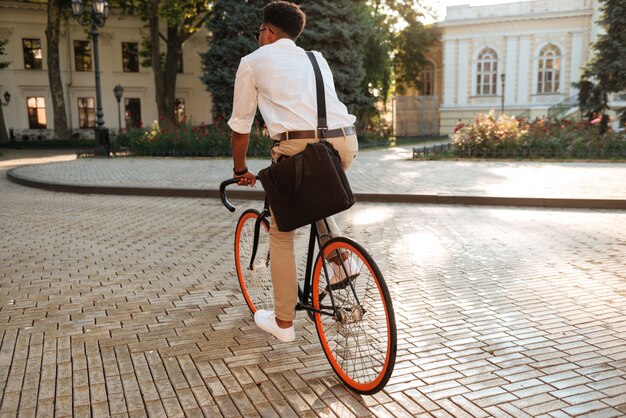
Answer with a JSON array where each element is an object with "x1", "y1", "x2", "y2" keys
[
  {"x1": 7, "y1": 146, "x2": 626, "y2": 199},
  {"x1": 1, "y1": 165, "x2": 626, "y2": 417}
]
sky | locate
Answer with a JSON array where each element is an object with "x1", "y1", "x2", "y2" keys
[{"x1": 433, "y1": 0, "x2": 534, "y2": 21}]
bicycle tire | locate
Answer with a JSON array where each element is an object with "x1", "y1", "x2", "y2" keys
[
  {"x1": 234, "y1": 209, "x2": 273, "y2": 314},
  {"x1": 311, "y1": 237, "x2": 396, "y2": 394}
]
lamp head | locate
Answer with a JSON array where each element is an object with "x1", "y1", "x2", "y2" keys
[
  {"x1": 71, "y1": 0, "x2": 83, "y2": 17},
  {"x1": 93, "y1": 0, "x2": 105, "y2": 15},
  {"x1": 113, "y1": 84, "x2": 124, "y2": 101}
]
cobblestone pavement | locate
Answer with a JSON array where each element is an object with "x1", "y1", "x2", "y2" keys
[
  {"x1": 1, "y1": 167, "x2": 626, "y2": 417},
  {"x1": 6, "y1": 146, "x2": 626, "y2": 199}
]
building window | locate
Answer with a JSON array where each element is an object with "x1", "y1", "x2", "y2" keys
[
  {"x1": 125, "y1": 98, "x2": 142, "y2": 127},
  {"x1": 419, "y1": 63, "x2": 434, "y2": 96},
  {"x1": 538, "y1": 44, "x2": 561, "y2": 94},
  {"x1": 476, "y1": 48, "x2": 498, "y2": 96},
  {"x1": 78, "y1": 97, "x2": 96, "y2": 128},
  {"x1": 74, "y1": 40, "x2": 92, "y2": 72},
  {"x1": 23, "y1": 38, "x2": 43, "y2": 70},
  {"x1": 175, "y1": 98, "x2": 185, "y2": 123},
  {"x1": 27, "y1": 97, "x2": 47, "y2": 129},
  {"x1": 122, "y1": 42, "x2": 139, "y2": 72}
]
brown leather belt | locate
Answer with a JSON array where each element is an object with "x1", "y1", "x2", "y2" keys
[{"x1": 279, "y1": 125, "x2": 355, "y2": 141}]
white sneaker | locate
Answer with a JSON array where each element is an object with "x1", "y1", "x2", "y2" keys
[
  {"x1": 254, "y1": 310, "x2": 295, "y2": 342},
  {"x1": 330, "y1": 257, "x2": 359, "y2": 286}
]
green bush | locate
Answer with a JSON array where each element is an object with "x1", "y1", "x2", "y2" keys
[
  {"x1": 117, "y1": 118, "x2": 395, "y2": 156},
  {"x1": 117, "y1": 118, "x2": 273, "y2": 157},
  {"x1": 358, "y1": 123, "x2": 394, "y2": 147},
  {"x1": 451, "y1": 111, "x2": 626, "y2": 159}
]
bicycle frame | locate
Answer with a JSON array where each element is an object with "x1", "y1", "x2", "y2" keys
[{"x1": 220, "y1": 178, "x2": 359, "y2": 319}]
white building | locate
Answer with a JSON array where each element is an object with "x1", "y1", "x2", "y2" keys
[
  {"x1": 0, "y1": 1, "x2": 212, "y2": 141},
  {"x1": 438, "y1": 0, "x2": 601, "y2": 134}
]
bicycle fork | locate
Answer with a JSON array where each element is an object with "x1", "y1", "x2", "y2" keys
[{"x1": 248, "y1": 209, "x2": 270, "y2": 271}]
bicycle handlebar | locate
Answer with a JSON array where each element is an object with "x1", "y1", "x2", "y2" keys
[
  {"x1": 219, "y1": 177, "x2": 260, "y2": 212},
  {"x1": 219, "y1": 179, "x2": 239, "y2": 212}
]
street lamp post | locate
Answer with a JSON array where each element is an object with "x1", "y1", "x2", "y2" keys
[
  {"x1": 113, "y1": 84, "x2": 124, "y2": 131},
  {"x1": 71, "y1": 0, "x2": 110, "y2": 157},
  {"x1": 501, "y1": 73, "x2": 506, "y2": 116}
]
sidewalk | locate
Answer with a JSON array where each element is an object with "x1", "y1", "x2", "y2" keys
[{"x1": 4, "y1": 145, "x2": 626, "y2": 209}]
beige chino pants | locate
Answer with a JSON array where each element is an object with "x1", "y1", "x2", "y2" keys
[{"x1": 269, "y1": 132, "x2": 359, "y2": 321}]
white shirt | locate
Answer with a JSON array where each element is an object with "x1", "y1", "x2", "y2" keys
[{"x1": 227, "y1": 39, "x2": 356, "y2": 140}]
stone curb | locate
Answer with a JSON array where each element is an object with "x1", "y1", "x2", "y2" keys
[{"x1": 7, "y1": 168, "x2": 626, "y2": 210}]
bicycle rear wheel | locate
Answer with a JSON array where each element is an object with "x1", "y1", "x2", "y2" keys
[
  {"x1": 311, "y1": 237, "x2": 396, "y2": 394},
  {"x1": 235, "y1": 209, "x2": 273, "y2": 314}
]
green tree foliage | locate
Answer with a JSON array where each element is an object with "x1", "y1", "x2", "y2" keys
[
  {"x1": 370, "y1": 0, "x2": 439, "y2": 94},
  {"x1": 296, "y1": 0, "x2": 373, "y2": 117},
  {"x1": 200, "y1": 0, "x2": 437, "y2": 128},
  {"x1": 576, "y1": 0, "x2": 626, "y2": 130},
  {"x1": 200, "y1": 0, "x2": 267, "y2": 118},
  {"x1": 118, "y1": 0, "x2": 212, "y2": 124}
]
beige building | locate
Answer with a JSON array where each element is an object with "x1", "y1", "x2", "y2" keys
[
  {"x1": 438, "y1": 0, "x2": 601, "y2": 134},
  {"x1": 392, "y1": 41, "x2": 443, "y2": 137},
  {"x1": 0, "y1": 1, "x2": 211, "y2": 141}
]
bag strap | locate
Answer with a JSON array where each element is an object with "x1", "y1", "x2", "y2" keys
[{"x1": 305, "y1": 51, "x2": 328, "y2": 140}]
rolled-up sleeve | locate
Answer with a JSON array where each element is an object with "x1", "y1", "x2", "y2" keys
[{"x1": 227, "y1": 58, "x2": 257, "y2": 134}]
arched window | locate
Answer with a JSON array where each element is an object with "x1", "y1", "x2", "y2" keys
[
  {"x1": 476, "y1": 48, "x2": 498, "y2": 96},
  {"x1": 419, "y1": 63, "x2": 434, "y2": 96},
  {"x1": 538, "y1": 44, "x2": 561, "y2": 94}
]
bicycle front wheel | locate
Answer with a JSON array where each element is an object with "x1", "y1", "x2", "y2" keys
[
  {"x1": 311, "y1": 237, "x2": 396, "y2": 394},
  {"x1": 235, "y1": 209, "x2": 273, "y2": 314}
]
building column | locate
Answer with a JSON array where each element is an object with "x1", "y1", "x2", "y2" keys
[
  {"x1": 443, "y1": 39, "x2": 456, "y2": 107},
  {"x1": 518, "y1": 36, "x2": 531, "y2": 106},
  {"x1": 569, "y1": 32, "x2": 584, "y2": 97},
  {"x1": 457, "y1": 40, "x2": 469, "y2": 106},
  {"x1": 505, "y1": 37, "x2": 518, "y2": 105}
]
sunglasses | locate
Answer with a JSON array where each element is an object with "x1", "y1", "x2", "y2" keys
[{"x1": 253, "y1": 27, "x2": 274, "y2": 41}]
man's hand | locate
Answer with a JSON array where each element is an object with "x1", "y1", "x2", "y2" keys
[
  {"x1": 235, "y1": 170, "x2": 256, "y2": 187},
  {"x1": 231, "y1": 130, "x2": 255, "y2": 187}
]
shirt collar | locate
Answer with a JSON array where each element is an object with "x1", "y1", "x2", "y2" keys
[{"x1": 273, "y1": 38, "x2": 296, "y2": 47}]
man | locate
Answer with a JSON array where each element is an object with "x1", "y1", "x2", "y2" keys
[{"x1": 227, "y1": 1, "x2": 358, "y2": 343}]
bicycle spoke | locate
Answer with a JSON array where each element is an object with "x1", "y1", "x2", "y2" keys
[
  {"x1": 312, "y1": 238, "x2": 396, "y2": 394},
  {"x1": 235, "y1": 210, "x2": 273, "y2": 313}
]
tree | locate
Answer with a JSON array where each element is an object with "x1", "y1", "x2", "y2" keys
[
  {"x1": 577, "y1": 0, "x2": 626, "y2": 130},
  {"x1": 372, "y1": 0, "x2": 439, "y2": 94},
  {"x1": 200, "y1": 0, "x2": 266, "y2": 119},
  {"x1": 46, "y1": 0, "x2": 71, "y2": 140},
  {"x1": 119, "y1": 0, "x2": 212, "y2": 125},
  {"x1": 199, "y1": 0, "x2": 437, "y2": 128},
  {"x1": 0, "y1": 39, "x2": 10, "y2": 143},
  {"x1": 393, "y1": 22, "x2": 439, "y2": 94},
  {"x1": 296, "y1": 0, "x2": 373, "y2": 118}
]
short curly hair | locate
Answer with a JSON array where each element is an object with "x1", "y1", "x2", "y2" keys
[{"x1": 262, "y1": 1, "x2": 306, "y2": 40}]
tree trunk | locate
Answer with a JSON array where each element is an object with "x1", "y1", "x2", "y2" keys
[
  {"x1": 0, "y1": 105, "x2": 9, "y2": 143},
  {"x1": 150, "y1": 0, "x2": 167, "y2": 123},
  {"x1": 162, "y1": 25, "x2": 182, "y2": 125},
  {"x1": 46, "y1": 0, "x2": 71, "y2": 140}
]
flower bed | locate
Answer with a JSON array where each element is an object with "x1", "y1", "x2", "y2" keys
[{"x1": 451, "y1": 112, "x2": 626, "y2": 159}]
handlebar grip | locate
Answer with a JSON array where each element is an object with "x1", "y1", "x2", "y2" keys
[{"x1": 219, "y1": 178, "x2": 239, "y2": 212}]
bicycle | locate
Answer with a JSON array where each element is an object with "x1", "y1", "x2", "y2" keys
[{"x1": 219, "y1": 178, "x2": 397, "y2": 395}]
